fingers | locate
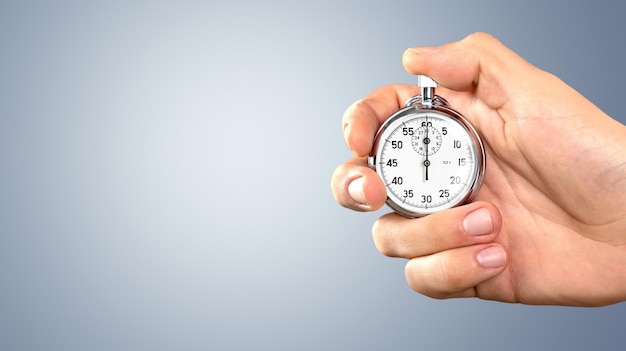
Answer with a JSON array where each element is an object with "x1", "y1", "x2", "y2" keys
[
  {"x1": 335, "y1": 85, "x2": 421, "y2": 211},
  {"x1": 405, "y1": 243, "x2": 508, "y2": 299},
  {"x1": 402, "y1": 32, "x2": 537, "y2": 110},
  {"x1": 342, "y1": 84, "x2": 419, "y2": 156},
  {"x1": 331, "y1": 157, "x2": 388, "y2": 211},
  {"x1": 372, "y1": 201, "x2": 507, "y2": 299},
  {"x1": 373, "y1": 201, "x2": 502, "y2": 258}
]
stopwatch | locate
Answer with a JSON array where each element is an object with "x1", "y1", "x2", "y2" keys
[{"x1": 368, "y1": 75, "x2": 485, "y2": 218}]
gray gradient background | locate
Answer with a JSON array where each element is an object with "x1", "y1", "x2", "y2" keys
[{"x1": 1, "y1": 0, "x2": 626, "y2": 350}]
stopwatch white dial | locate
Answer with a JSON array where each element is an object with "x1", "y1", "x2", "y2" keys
[{"x1": 369, "y1": 106, "x2": 485, "y2": 217}]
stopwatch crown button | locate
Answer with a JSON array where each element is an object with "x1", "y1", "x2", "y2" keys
[
  {"x1": 418, "y1": 75, "x2": 438, "y2": 105},
  {"x1": 417, "y1": 75, "x2": 438, "y2": 88}
]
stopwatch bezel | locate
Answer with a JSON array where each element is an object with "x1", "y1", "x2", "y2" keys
[{"x1": 368, "y1": 101, "x2": 486, "y2": 218}]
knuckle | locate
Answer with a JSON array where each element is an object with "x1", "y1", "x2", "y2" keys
[
  {"x1": 372, "y1": 216, "x2": 407, "y2": 257},
  {"x1": 342, "y1": 99, "x2": 364, "y2": 125},
  {"x1": 465, "y1": 31, "x2": 496, "y2": 44},
  {"x1": 405, "y1": 260, "x2": 442, "y2": 298},
  {"x1": 463, "y1": 32, "x2": 504, "y2": 54},
  {"x1": 330, "y1": 165, "x2": 348, "y2": 200},
  {"x1": 404, "y1": 255, "x2": 469, "y2": 299}
]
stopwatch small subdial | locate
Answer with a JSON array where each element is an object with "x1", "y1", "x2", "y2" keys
[{"x1": 411, "y1": 126, "x2": 442, "y2": 156}]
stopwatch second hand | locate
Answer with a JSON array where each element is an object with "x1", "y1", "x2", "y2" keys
[{"x1": 424, "y1": 126, "x2": 430, "y2": 181}]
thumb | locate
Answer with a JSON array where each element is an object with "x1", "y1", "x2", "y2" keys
[{"x1": 401, "y1": 32, "x2": 535, "y2": 109}]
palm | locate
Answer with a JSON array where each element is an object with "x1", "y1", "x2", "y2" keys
[{"x1": 455, "y1": 73, "x2": 626, "y2": 305}]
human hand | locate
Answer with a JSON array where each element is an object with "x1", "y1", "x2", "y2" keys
[{"x1": 331, "y1": 32, "x2": 626, "y2": 306}]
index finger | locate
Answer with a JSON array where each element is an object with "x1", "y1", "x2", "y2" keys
[{"x1": 342, "y1": 84, "x2": 419, "y2": 157}]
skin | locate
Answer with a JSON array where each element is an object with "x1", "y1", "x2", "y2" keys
[{"x1": 331, "y1": 32, "x2": 626, "y2": 306}]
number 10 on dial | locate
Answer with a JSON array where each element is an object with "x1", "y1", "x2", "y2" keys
[{"x1": 368, "y1": 76, "x2": 485, "y2": 217}]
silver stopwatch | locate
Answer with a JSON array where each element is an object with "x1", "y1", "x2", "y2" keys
[{"x1": 369, "y1": 75, "x2": 485, "y2": 218}]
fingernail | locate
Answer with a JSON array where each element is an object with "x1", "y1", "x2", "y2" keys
[
  {"x1": 348, "y1": 177, "x2": 368, "y2": 206},
  {"x1": 462, "y1": 208, "x2": 493, "y2": 236},
  {"x1": 406, "y1": 46, "x2": 436, "y2": 55},
  {"x1": 477, "y1": 246, "x2": 506, "y2": 268}
]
